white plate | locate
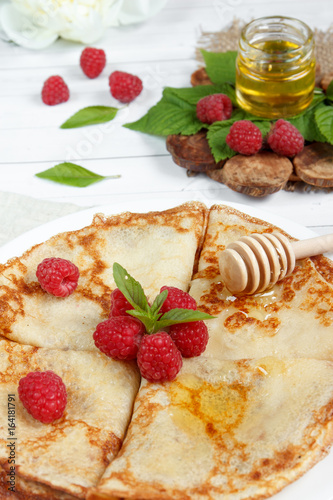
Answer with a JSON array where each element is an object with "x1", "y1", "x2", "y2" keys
[{"x1": 0, "y1": 198, "x2": 332, "y2": 500}]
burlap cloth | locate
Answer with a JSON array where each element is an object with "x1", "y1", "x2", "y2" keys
[{"x1": 194, "y1": 20, "x2": 333, "y2": 193}]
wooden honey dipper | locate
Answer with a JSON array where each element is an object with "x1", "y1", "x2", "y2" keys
[{"x1": 219, "y1": 231, "x2": 333, "y2": 295}]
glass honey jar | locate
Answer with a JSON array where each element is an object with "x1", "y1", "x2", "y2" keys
[{"x1": 235, "y1": 16, "x2": 316, "y2": 119}]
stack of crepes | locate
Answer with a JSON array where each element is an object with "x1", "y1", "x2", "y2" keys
[{"x1": 0, "y1": 201, "x2": 333, "y2": 500}]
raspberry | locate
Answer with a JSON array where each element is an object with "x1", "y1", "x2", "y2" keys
[
  {"x1": 93, "y1": 316, "x2": 145, "y2": 360},
  {"x1": 109, "y1": 71, "x2": 143, "y2": 103},
  {"x1": 137, "y1": 332, "x2": 182, "y2": 383},
  {"x1": 36, "y1": 257, "x2": 79, "y2": 297},
  {"x1": 196, "y1": 93, "x2": 233, "y2": 124},
  {"x1": 80, "y1": 47, "x2": 106, "y2": 79},
  {"x1": 226, "y1": 120, "x2": 262, "y2": 155},
  {"x1": 267, "y1": 119, "x2": 304, "y2": 157},
  {"x1": 109, "y1": 288, "x2": 134, "y2": 317},
  {"x1": 169, "y1": 320, "x2": 208, "y2": 358},
  {"x1": 18, "y1": 371, "x2": 67, "y2": 424},
  {"x1": 41, "y1": 76, "x2": 69, "y2": 105},
  {"x1": 159, "y1": 286, "x2": 197, "y2": 314}
]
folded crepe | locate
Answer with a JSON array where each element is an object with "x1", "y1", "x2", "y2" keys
[
  {"x1": 189, "y1": 204, "x2": 333, "y2": 361},
  {"x1": 89, "y1": 356, "x2": 333, "y2": 500},
  {"x1": 0, "y1": 202, "x2": 207, "y2": 350},
  {"x1": 0, "y1": 339, "x2": 140, "y2": 499}
]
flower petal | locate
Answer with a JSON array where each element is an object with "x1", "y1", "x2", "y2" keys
[
  {"x1": 106, "y1": 0, "x2": 168, "y2": 26},
  {"x1": 0, "y1": 3, "x2": 58, "y2": 49}
]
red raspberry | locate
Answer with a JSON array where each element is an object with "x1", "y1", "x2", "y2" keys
[
  {"x1": 41, "y1": 76, "x2": 69, "y2": 105},
  {"x1": 36, "y1": 257, "x2": 79, "y2": 297},
  {"x1": 109, "y1": 288, "x2": 134, "y2": 317},
  {"x1": 137, "y1": 332, "x2": 182, "y2": 383},
  {"x1": 196, "y1": 93, "x2": 233, "y2": 124},
  {"x1": 18, "y1": 371, "x2": 67, "y2": 424},
  {"x1": 93, "y1": 316, "x2": 145, "y2": 360},
  {"x1": 226, "y1": 120, "x2": 262, "y2": 155},
  {"x1": 159, "y1": 286, "x2": 197, "y2": 314},
  {"x1": 109, "y1": 71, "x2": 143, "y2": 103},
  {"x1": 80, "y1": 47, "x2": 106, "y2": 79},
  {"x1": 169, "y1": 321, "x2": 208, "y2": 358},
  {"x1": 267, "y1": 119, "x2": 304, "y2": 157}
]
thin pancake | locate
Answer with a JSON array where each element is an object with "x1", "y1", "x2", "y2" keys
[
  {"x1": 89, "y1": 356, "x2": 333, "y2": 500},
  {"x1": 0, "y1": 202, "x2": 207, "y2": 350},
  {"x1": 189, "y1": 204, "x2": 333, "y2": 361},
  {"x1": 0, "y1": 339, "x2": 140, "y2": 499}
]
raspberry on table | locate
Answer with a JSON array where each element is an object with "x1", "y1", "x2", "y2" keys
[
  {"x1": 109, "y1": 288, "x2": 134, "y2": 317},
  {"x1": 109, "y1": 71, "x2": 143, "y2": 103},
  {"x1": 80, "y1": 47, "x2": 106, "y2": 79},
  {"x1": 226, "y1": 120, "x2": 263, "y2": 155},
  {"x1": 93, "y1": 316, "x2": 145, "y2": 360},
  {"x1": 196, "y1": 93, "x2": 233, "y2": 124},
  {"x1": 137, "y1": 331, "x2": 182, "y2": 383},
  {"x1": 41, "y1": 75, "x2": 70, "y2": 105},
  {"x1": 267, "y1": 119, "x2": 304, "y2": 157},
  {"x1": 18, "y1": 370, "x2": 67, "y2": 424},
  {"x1": 36, "y1": 257, "x2": 79, "y2": 297},
  {"x1": 159, "y1": 286, "x2": 197, "y2": 314},
  {"x1": 169, "y1": 320, "x2": 209, "y2": 358}
]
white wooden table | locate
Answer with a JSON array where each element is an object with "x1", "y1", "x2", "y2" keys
[{"x1": 1, "y1": 0, "x2": 333, "y2": 242}]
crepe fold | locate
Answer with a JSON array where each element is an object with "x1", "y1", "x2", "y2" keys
[
  {"x1": 89, "y1": 356, "x2": 333, "y2": 500},
  {"x1": 0, "y1": 201, "x2": 207, "y2": 350},
  {"x1": 0, "y1": 339, "x2": 140, "y2": 499},
  {"x1": 190, "y1": 204, "x2": 333, "y2": 361}
]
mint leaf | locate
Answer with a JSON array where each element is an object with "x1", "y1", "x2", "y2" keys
[
  {"x1": 326, "y1": 81, "x2": 333, "y2": 101},
  {"x1": 35, "y1": 163, "x2": 117, "y2": 187},
  {"x1": 60, "y1": 106, "x2": 118, "y2": 129},
  {"x1": 206, "y1": 110, "x2": 245, "y2": 162},
  {"x1": 113, "y1": 263, "x2": 149, "y2": 313},
  {"x1": 150, "y1": 289, "x2": 168, "y2": 315},
  {"x1": 315, "y1": 104, "x2": 333, "y2": 144},
  {"x1": 124, "y1": 95, "x2": 202, "y2": 136},
  {"x1": 167, "y1": 84, "x2": 237, "y2": 106},
  {"x1": 201, "y1": 49, "x2": 237, "y2": 85},
  {"x1": 155, "y1": 308, "x2": 215, "y2": 330}
]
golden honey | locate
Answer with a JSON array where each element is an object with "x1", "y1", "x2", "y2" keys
[{"x1": 236, "y1": 16, "x2": 316, "y2": 118}]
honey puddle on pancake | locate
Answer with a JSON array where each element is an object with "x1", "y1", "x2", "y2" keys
[{"x1": 168, "y1": 373, "x2": 248, "y2": 437}]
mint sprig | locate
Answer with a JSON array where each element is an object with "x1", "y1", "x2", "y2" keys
[
  {"x1": 112, "y1": 263, "x2": 214, "y2": 334},
  {"x1": 123, "y1": 50, "x2": 333, "y2": 163}
]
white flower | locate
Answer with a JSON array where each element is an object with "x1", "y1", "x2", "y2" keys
[{"x1": 0, "y1": 0, "x2": 167, "y2": 49}]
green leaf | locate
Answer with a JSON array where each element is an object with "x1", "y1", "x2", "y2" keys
[
  {"x1": 315, "y1": 104, "x2": 333, "y2": 144},
  {"x1": 201, "y1": 49, "x2": 237, "y2": 85},
  {"x1": 326, "y1": 81, "x2": 333, "y2": 101},
  {"x1": 124, "y1": 95, "x2": 203, "y2": 136},
  {"x1": 288, "y1": 109, "x2": 326, "y2": 142},
  {"x1": 150, "y1": 289, "x2": 168, "y2": 315},
  {"x1": 155, "y1": 308, "x2": 215, "y2": 330},
  {"x1": 166, "y1": 84, "x2": 237, "y2": 106},
  {"x1": 35, "y1": 163, "x2": 116, "y2": 187},
  {"x1": 60, "y1": 106, "x2": 118, "y2": 129},
  {"x1": 206, "y1": 110, "x2": 244, "y2": 162},
  {"x1": 112, "y1": 263, "x2": 149, "y2": 313}
]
